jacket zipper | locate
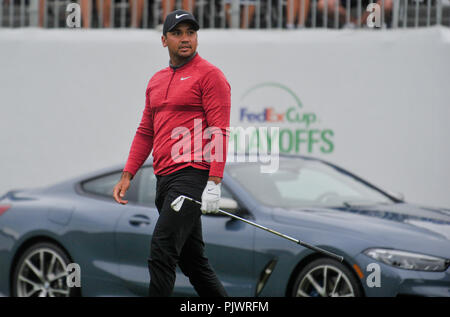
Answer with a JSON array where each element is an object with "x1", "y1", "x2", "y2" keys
[{"x1": 165, "y1": 69, "x2": 176, "y2": 100}]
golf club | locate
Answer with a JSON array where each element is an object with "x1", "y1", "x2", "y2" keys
[{"x1": 171, "y1": 195, "x2": 344, "y2": 262}]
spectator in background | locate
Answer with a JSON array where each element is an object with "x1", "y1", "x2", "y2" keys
[
  {"x1": 161, "y1": 0, "x2": 196, "y2": 20},
  {"x1": 81, "y1": 0, "x2": 96, "y2": 28},
  {"x1": 224, "y1": 0, "x2": 256, "y2": 29},
  {"x1": 317, "y1": 0, "x2": 393, "y2": 28},
  {"x1": 38, "y1": 0, "x2": 44, "y2": 27},
  {"x1": 38, "y1": 0, "x2": 93, "y2": 28},
  {"x1": 94, "y1": 0, "x2": 145, "y2": 28},
  {"x1": 286, "y1": 0, "x2": 310, "y2": 29},
  {"x1": 38, "y1": 0, "x2": 145, "y2": 28}
]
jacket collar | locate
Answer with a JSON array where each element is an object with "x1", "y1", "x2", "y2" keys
[{"x1": 169, "y1": 51, "x2": 198, "y2": 70}]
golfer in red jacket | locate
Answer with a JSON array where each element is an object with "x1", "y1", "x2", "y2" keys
[{"x1": 113, "y1": 10, "x2": 230, "y2": 297}]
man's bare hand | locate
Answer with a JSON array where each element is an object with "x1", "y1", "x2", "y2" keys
[{"x1": 113, "y1": 172, "x2": 133, "y2": 204}]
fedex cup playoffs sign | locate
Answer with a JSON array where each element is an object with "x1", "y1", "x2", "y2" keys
[{"x1": 232, "y1": 82, "x2": 335, "y2": 155}]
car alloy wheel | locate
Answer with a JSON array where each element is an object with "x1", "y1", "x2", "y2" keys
[
  {"x1": 293, "y1": 258, "x2": 362, "y2": 297},
  {"x1": 13, "y1": 242, "x2": 76, "y2": 297}
]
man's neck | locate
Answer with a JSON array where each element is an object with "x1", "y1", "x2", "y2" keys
[{"x1": 170, "y1": 52, "x2": 197, "y2": 69}]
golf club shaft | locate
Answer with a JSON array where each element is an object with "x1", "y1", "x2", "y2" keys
[{"x1": 183, "y1": 196, "x2": 344, "y2": 262}]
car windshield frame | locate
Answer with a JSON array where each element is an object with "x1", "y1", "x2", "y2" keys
[{"x1": 225, "y1": 157, "x2": 396, "y2": 209}]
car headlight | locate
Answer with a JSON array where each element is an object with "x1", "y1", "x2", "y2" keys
[{"x1": 364, "y1": 248, "x2": 450, "y2": 272}]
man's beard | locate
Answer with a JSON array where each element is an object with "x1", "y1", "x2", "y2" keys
[{"x1": 176, "y1": 49, "x2": 194, "y2": 60}]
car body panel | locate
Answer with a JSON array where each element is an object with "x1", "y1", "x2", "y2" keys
[{"x1": 1, "y1": 156, "x2": 449, "y2": 297}]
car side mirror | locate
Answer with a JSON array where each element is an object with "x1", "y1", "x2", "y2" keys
[
  {"x1": 388, "y1": 191, "x2": 405, "y2": 202},
  {"x1": 219, "y1": 197, "x2": 239, "y2": 213}
]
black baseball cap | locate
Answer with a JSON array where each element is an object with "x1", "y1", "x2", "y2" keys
[{"x1": 163, "y1": 10, "x2": 200, "y2": 35}]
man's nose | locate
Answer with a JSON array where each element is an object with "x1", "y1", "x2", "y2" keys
[{"x1": 180, "y1": 32, "x2": 190, "y2": 42}]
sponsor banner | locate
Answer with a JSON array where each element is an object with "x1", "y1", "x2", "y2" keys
[{"x1": 233, "y1": 82, "x2": 334, "y2": 155}]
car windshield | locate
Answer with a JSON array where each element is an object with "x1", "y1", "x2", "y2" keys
[{"x1": 226, "y1": 158, "x2": 394, "y2": 209}]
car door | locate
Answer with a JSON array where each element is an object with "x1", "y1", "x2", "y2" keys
[
  {"x1": 74, "y1": 170, "x2": 144, "y2": 296},
  {"x1": 199, "y1": 185, "x2": 255, "y2": 297},
  {"x1": 114, "y1": 166, "x2": 158, "y2": 296},
  {"x1": 115, "y1": 166, "x2": 255, "y2": 297}
]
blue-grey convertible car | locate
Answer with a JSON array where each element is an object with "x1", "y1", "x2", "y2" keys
[{"x1": 0, "y1": 155, "x2": 449, "y2": 297}]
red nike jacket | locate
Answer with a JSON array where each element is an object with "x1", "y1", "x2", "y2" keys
[{"x1": 123, "y1": 53, "x2": 231, "y2": 178}]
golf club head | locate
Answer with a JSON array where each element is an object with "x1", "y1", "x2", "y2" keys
[{"x1": 170, "y1": 195, "x2": 186, "y2": 212}]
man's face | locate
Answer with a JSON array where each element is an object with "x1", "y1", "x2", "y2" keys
[{"x1": 162, "y1": 22, "x2": 198, "y2": 58}]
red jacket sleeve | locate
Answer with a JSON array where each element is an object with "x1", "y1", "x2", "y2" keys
[
  {"x1": 201, "y1": 69, "x2": 231, "y2": 178},
  {"x1": 123, "y1": 86, "x2": 154, "y2": 177}
]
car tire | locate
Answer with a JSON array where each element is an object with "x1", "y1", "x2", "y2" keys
[
  {"x1": 292, "y1": 258, "x2": 363, "y2": 297},
  {"x1": 12, "y1": 242, "x2": 80, "y2": 297}
]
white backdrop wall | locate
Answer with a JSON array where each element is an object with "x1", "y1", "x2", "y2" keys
[{"x1": 0, "y1": 27, "x2": 449, "y2": 208}]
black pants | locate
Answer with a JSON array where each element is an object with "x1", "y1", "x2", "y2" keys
[{"x1": 147, "y1": 166, "x2": 228, "y2": 297}]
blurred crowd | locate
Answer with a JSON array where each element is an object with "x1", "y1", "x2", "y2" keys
[{"x1": 2, "y1": 0, "x2": 395, "y2": 29}]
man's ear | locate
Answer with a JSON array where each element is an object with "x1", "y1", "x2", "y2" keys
[{"x1": 161, "y1": 35, "x2": 167, "y2": 47}]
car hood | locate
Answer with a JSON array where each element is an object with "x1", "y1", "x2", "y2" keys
[{"x1": 272, "y1": 202, "x2": 450, "y2": 258}]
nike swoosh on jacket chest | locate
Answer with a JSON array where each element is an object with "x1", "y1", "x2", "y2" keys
[{"x1": 149, "y1": 72, "x2": 202, "y2": 109}]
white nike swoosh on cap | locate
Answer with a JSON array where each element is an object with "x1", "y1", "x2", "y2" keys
[
  {"x1": 180, "y1": 76, "x2": 191, "y2": 80},
  {"x1": 175, "y1": 14, "x2": 189, "y2": 19}
]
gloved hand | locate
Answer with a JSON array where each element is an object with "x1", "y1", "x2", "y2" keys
[{"x1": 201, "y1": 181, "x2": 221, "y2": 214}]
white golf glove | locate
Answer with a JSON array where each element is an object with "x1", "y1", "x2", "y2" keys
[{"x1": 201, "y1": 181, "x2": 221, "y2": 214}]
